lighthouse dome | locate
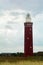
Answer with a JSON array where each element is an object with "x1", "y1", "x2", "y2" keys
[{"x1": 26, "y1": 13, "x2": 31, "y2": 22}]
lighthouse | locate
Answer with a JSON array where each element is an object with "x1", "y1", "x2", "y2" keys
[{"x1": 24, "y1": 14, "x2": 33, "y2": 57}]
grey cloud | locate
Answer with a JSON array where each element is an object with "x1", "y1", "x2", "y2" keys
[
  {"x1": 0, "y1": 0, "x2": 43, "y2": 14},
  {"x1": 0, "y1": 22, "x2": 24, "y2": 53}
]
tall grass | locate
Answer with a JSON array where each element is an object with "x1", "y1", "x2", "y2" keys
[
  {"x1": 0, "y1": 61, "x2": 43, "y2": 65},
  {"x1": 0, "y1": 56, "x2": 43, "y2": 65}
]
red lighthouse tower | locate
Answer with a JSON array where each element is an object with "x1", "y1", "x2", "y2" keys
[{"x1": 24, "y1": 14, "x2": 33, "y2": 57}]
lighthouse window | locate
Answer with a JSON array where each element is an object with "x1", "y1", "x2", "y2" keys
[
  {"x1": 30, "y1": 28, "x2": 31, "y2": 31},
  {"x1": 30, "y1": 46, "x2": 32, "y2": 48},
  {"x1": 27, "y1": 37, "x2": 29, "y2": 39}
]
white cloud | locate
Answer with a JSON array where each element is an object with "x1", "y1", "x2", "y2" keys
[
  {"x1": 32, "y1": 13, "x2": 43, "y2": 52},
  {"x1": 0, "y1": 9, "x2": 25, "y2": 53},
  {"x1": 0, "y1": 9, "x2": 43, "y2": 53},
  {"x1": 33, "y1": 46, "x2": 43, "y2": 52}
]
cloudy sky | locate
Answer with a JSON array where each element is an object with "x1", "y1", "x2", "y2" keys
[{"x1": 0, "y1": 0, "x2": 43, "y2": 53}]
